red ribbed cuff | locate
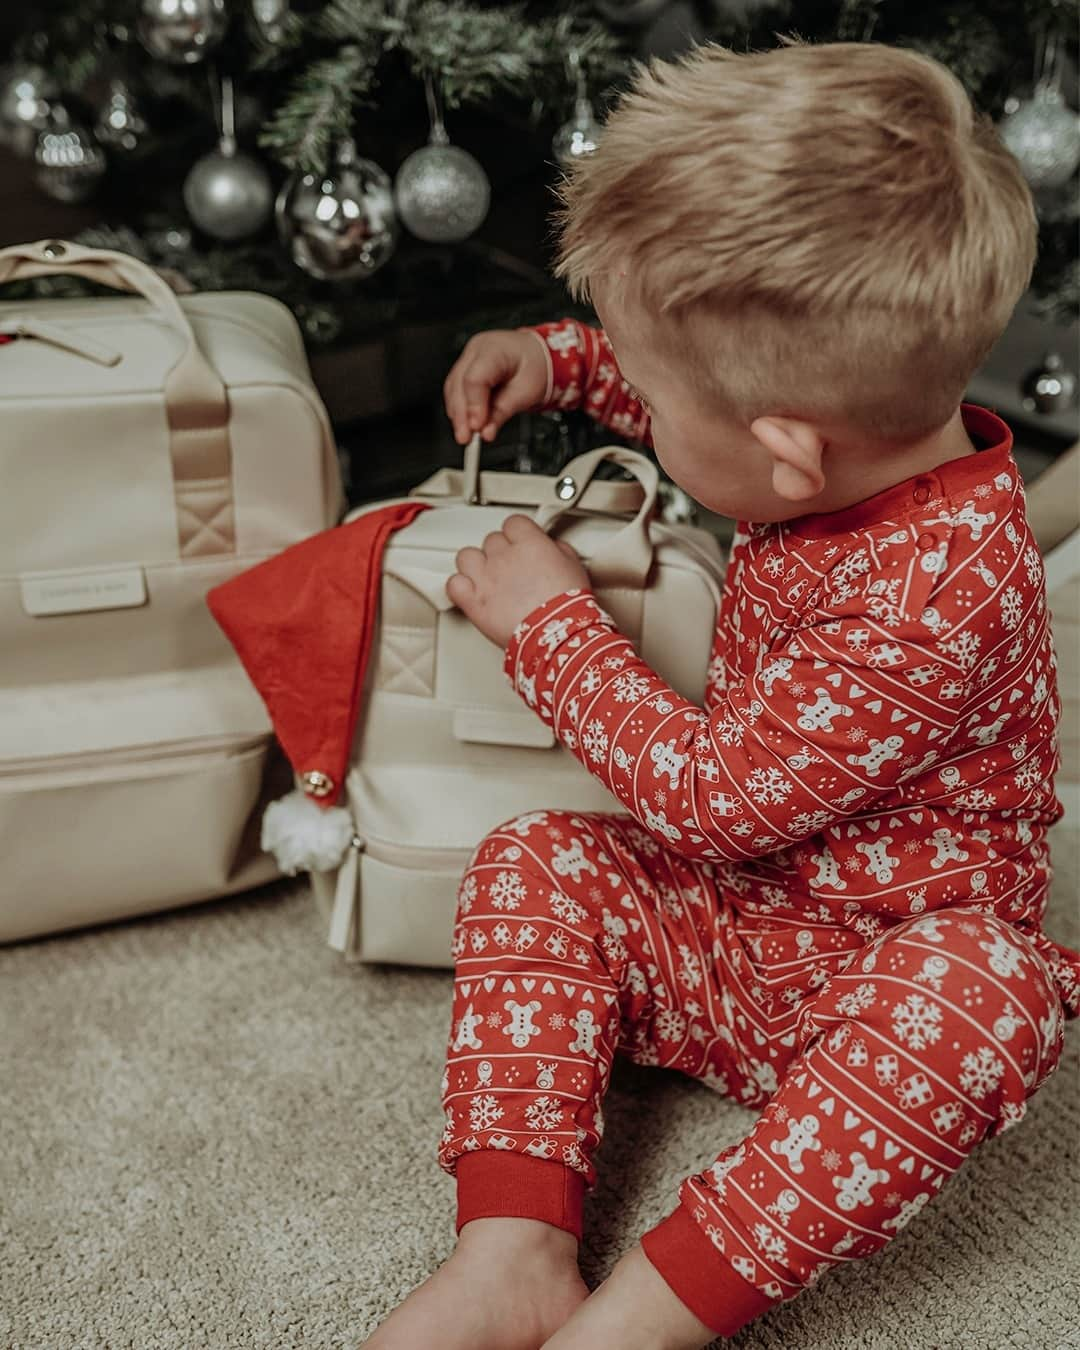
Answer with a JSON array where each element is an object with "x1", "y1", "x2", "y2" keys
[
  {"x1": 639, "y1": 1204, "x2": 776, "y2": 1337},
  {"x1": 455, "y1": 1152, "x2": 586, "y2": 1241}
]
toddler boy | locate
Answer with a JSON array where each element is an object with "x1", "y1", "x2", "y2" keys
[{"x1": 362, "y1": 36, "x2": 1077, "y2": 1350}]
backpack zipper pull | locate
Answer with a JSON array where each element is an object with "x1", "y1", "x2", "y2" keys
[
  {"x1": 0, "y1": 315, "x2": 122, "y2": 367},
  {"x1": 328, "y1": 834, "x2": 364, "y2": 955}
]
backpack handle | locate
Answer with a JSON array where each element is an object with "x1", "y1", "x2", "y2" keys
[{"x1": 534, "y1": 444, "x2": 660, "y2": 590}]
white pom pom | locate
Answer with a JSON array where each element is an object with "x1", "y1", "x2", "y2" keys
[{"x1": 261, "y1": 790, "x2": 354, "y2": 874}]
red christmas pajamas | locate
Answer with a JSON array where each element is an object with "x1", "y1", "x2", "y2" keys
[{"x1": 436, "y1": 321, "x2": 1078, "y2": 1338}]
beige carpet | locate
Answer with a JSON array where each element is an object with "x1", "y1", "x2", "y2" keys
[
  {"x1": 0, "y1": 822, "x2": 1076, "y2": 1350},
  {"x1": 4, "y1": 568, "x2": 1079, "y2": 1349}
]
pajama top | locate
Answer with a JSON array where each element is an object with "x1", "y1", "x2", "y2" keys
[{"x1": 507, "y1": 319, "x2": 1079, "y2": 1018}]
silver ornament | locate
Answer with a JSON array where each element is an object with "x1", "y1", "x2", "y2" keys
[
  {"x1": 1021, "y1": 352, "x2": 1077, "y2": 415},
  {"x1": 276, "y1": 138, "x2": 398, "y2": 281},
  {"x1": 95, "y1": 78, "x2": 148, "y2": 154},
  {"x1": 252, "y1": 0, "x2": 290, "y2": 45},
  {"x1": 1000, "y1": 82, "x2": 1080, "y2": 190},
  {"x1": 0, "y1": 64, "x2": 58, "y2": 157},
  {"x1": 34, "y1": 105, "x2": 107, "y2": 204},
  {"x1": 184, "y1": 150, "x2": 273, "y2": 239},
  {"x1": 553, "y1": 52, "x2": 604, "y2": 167},
  {"x1": 553, "y1": 105, "x2": 604, "y2": 165},
  {"x1": 183, "y1": 76, "x2": 273, "y2": 241},
  {"x1": 394, "y1": 74, "x2": 489, "y2": 244},
  {"x1": 137, "y1": 0, "x2": 229, "y2": 66}
]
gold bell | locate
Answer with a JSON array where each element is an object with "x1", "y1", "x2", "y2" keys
[{"x1": 301, "y1": 769, "x2": 335, "y2": 798}]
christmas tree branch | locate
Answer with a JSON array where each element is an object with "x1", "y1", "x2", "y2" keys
[{"x1": 259, "y1": 41, "x2": 382, "y2": 171}]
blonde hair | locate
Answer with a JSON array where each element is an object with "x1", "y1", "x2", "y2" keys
[{"x1": 553, "y1": 37, "x2": 1038, "y2": 445}]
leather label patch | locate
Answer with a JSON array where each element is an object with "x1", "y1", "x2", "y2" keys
[{"x1": 20, "y1": 566, "x2": 147, "y2": 617}]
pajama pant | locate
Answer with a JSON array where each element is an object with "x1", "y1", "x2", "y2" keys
[{"x1": 436, "y1": 810, "x2": 1066, "y2": 1338}]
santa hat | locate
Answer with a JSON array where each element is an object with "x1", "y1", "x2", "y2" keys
[{"x1": 207, "y1": 499, "x2": 430, "y2": 874}]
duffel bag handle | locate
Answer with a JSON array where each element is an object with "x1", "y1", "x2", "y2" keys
[{"x1": 0, "y1": 239, "x2": 234, "y2": 557}]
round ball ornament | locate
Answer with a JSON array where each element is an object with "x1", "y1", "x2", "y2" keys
[
  {"x1": 184, "y1": 147, "x2": 273, "y2": 240},
  {"x1": 0, "y1": 64, "x2": 58, "y2": 157},
  {"x1": 34, "y1": 106, "x2": 107, "y2": 204},
  {"x1": 1020, "y1": 352, "x2": 1077, "y2": 415},
  {"x1": 137, "y1": 0, "x2": 229, "y2": 65},
  {"x1": 999, "y1": 83, "x2": 1080, "y2": 190},
  {"x1": 183, "y1": 76, "x2": 273, "y2": 241},
  {"x1": 275, "y1": 138, "x2": 398, "y2": 281},
  {"x1": 394, "y1": 140, "x2": 490, "y2": 243},
  {"x1": 394, "y1": 71, "x2": 489, "y2": 245}
]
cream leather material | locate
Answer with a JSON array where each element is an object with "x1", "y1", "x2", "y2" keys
[
  {"x1": 0, "y1": 239, "x2": 344, "y2": 941},
  {"x1": 315, "y1": 438, "x2": 727, "y2": 968}
]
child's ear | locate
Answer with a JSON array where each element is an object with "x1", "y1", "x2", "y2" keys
[{"x1": 750, "y1": 415, "x2": 827, "y2": 502}]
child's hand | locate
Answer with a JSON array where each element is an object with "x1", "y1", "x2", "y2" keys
[
  {"x1": 446, "y1": 513, "x2": 590, "y2": 649},
  {"x1": 443, "y1": 329, "x2": 548, "y2": 445}
]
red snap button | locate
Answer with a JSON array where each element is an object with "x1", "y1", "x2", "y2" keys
[
  {"x1": 912, "y1": 481, "x2": 932, "y2": 504},
  {"x1": 917, "y1": 532, "x2": 937, "y2": 550}
]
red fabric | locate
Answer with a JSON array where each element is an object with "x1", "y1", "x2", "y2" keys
[
  {"x1": 640, "y1": 1204, "x2": 774, "y2": 1337},
  {"x1": 207, "y1": 501, "x2": 430, "y2": 806},
  {"x1": 455, "y1": 1151, "x2": 587, "y2": 1240},
  {"x1": 511, "y1": 320, "x2": 1079, "y2": 1017}
]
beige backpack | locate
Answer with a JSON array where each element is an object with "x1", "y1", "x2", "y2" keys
[
  {"x1": 0, "y1": 239, "x2": 343, "y2": 941},
  {"x1": 311, "y1": 438, "x2": 727, "y2": 967}
]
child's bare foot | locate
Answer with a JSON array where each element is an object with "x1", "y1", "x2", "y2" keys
[{"x1": 359, "y1": 1217, "x2": 589, "y2": 1350}]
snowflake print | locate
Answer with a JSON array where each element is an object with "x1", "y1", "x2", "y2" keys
[
  {"x1": 489, "y1": 870, "x2": 526, "y2": 911},
  {"x1": 550, "y1": 892, "x2": 586, "y2": 925},
  {"x1": 1023, "y1": 545, "x2": 1042, "y2": 586},
  {"x1": 787, "y1": 809, "x2": 834, "y2": 837},
  {"x1": 955, "y1": 788, "x2": 996, "y2": 809},
  {"x1": 891, "y1": 992, "x2": 943, "y2": 1050},
  {"x1": 677, "y1": 946, "x2": 703, "y2": 990},
  {"x1": 831, "y1": 549, "x2": 871, "y2": 587},
  {"x1": 525, "y1": 1096, "x2": 565, "y2": 1131},
  {"x1": 941, "y1": 630, "x2": 981, "y2": 670},
  {"x1": 836, "y1": 982, "x2": 878, "y2": 1017},
  {"x1": 548, "y1": 1012, "x2": 566, "y2": 1030},
  {"x1": 654, "y1": 1008, "x2": 688, "y2": 1042},
  {"x1": 959, "y1": 1046, "x2": 1005, "y2": 1099},
  {"x1": 843, "y1": 855, "x2": 862, "y2": 872},
  {"x1": 458, "y1": 875, "x2": 478, "y2": 914},
  {"x1": 485, "y1": 1011, "x2": 502, "y2": 1027},
  {"x1": 581, "y1": 719, "x2": 609, "y2": 764},
  {"x1": 753, "y1": 1224, "x2": 788, "y2": 1262},
  {"x1": 999, "y1": 586, "x2": 1023, "y2": 631},
  {"x1": 1014, "y1": 759, "x2": 1043, "y2": 792},
  {"x1": 821, "y1": 1149, "x2": 842, "y2": 1171},
  {"x1": 745, "y1": 767, "x2": 794, "y2": 806},
  {"x1": 614, "y1": 672, "x2": 652, "y2": 703},
  {"x1": 470, "y1": 1094, "x2": 504, "y2": 1131},
  {"x1": 715, "y1": 716, "x2": 745, "y2": 746},
  {"x1": 846, "y1": 726, "x2": 869, "y2": 744}
]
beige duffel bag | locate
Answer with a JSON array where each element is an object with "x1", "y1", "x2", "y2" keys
[
  {"x1": 311, "y1": 438, "x2": 727, "y2": 967},
  {"x1": 0, "y1": 238, "x2": 343, "y2": 941}
]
